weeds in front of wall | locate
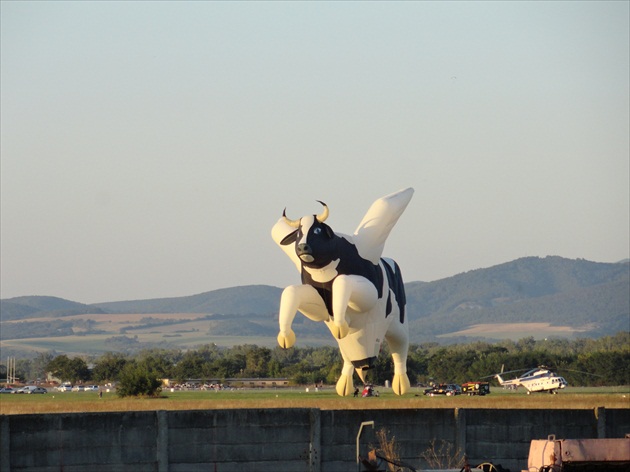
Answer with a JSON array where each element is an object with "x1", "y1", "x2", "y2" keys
[
  {"x1": 375, "y1": 427, "x2": 401, "y2": 472},
  {"x1": 420, "y1": 439, "x2": 465, "y2": 470}
]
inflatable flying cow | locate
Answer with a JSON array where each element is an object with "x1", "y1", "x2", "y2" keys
[{"x1": 271, "y1": 187, "x2": 414, "y2": 396}]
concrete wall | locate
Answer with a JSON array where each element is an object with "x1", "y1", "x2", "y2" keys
[{"x1": 2, "y1": 408, "x2": 628, "y2": 472}]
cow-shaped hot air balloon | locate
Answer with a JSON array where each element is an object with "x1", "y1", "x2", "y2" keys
[{"x1": 271, "y1": 188, "x2": 413, "y2": 396}]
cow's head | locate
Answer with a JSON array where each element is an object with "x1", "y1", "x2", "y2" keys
[{"x1": 280, "y1": 201, "x2": 338, "y2": 268}]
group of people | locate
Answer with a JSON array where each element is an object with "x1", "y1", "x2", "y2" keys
[{"x1": 353, "y1": 385, "x2": 379, "y2": 397}]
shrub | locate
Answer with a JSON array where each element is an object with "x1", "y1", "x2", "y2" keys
[{"x1": 116, "y1": 362, "x2": 162, "y2": 397}]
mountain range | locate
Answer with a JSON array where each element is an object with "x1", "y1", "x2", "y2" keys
[{"x1": 1, "y1": 256, "x2": 628, "y2": 352}]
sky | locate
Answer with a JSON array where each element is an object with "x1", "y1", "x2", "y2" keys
[{"x1": 1, "y1": 1, "x2": 628, "y2": 304}]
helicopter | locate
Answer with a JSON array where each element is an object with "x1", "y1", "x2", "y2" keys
[{"x1": 487, "y1": 365, "x2": 568, "y2": 394}]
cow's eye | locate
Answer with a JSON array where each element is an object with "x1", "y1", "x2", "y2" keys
[{"x1": 313, "y1": 228, "x2": 321, "y2": 235}]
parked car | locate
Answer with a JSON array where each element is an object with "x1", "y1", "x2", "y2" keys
[
  {"x1": 13, "y1": 386, "x2": 47, "y2": 394},
  {"x1": 72, "y1": 385, "x2": 85, "y2": 392},
  {"x1": 0, "y1": 387, "x2": 15, "y2": 394},
  {"x1": 424, "y1": 383, "x2": 461, "y2": 396},
  {"x1": 84, "y1": 385, "x2": 99, "y2": 392},
  {"x1": 57, "y1": 384, "x2": 73, "y2": 392}
]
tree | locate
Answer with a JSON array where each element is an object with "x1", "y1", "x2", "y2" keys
[
  {"x1": 45, "y1": 330, "x2": 629, "y2": 390},
  {"x1": 576, "y1": 351, "x2": 630, "y2": 386},
  {"x1": 223, "y1": 347, "x2": 247, "y2": 377},
  {"x1": 244, "y1": 346, "x2": 271, "y2": 377},
  {"x1": 172, "y1": 351, "x2": 205, "y2": 383},
  {"x1": 116, "y1": 362, "x2": 162, "y2": 397},
  {"x1": 46, "y1": 355, "x2": 90, "y2": 384},
  {"x1": 92, "y1": 352, "x2": 129, "y2": 383},
  {"x1": 32, "y1": 352, "x2": 55, "y2": 381},
  {"x1": 372, "y1": 345, "x2": 394, "y2": 386},
  {"x1": 136, "y1": 349, "x2": 178, "y2": 378}
]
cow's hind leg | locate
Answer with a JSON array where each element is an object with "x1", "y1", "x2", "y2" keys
[
  {"x1": 385, "y1": 318, "x2": 410, "y2": 395},
  {"x1": 277, "y1": 284, "x2": 327, "y2": 349}
]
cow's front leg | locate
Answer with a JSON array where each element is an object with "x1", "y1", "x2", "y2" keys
[
  {"x1": 330, "y1": 275, "x2": 378, "y2": 339},
  {"x1": 277, "y1": 284, "x2": 327, "y2": 349},
  {"x1": 335, "y1": 353, "x2": 356, "y2": 396}
]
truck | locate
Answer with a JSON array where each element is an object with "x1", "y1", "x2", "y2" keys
[{"x1": 461, "y1": 381, "x2": 490, "y2": 396}]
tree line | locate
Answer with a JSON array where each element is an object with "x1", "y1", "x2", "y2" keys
[{"x1": 2, "y1": 332, "x2": 628, "y2": 388}]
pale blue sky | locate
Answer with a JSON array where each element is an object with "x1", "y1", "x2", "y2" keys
[{"x1": 1, "y1": 1, "x2": 628, "y2": 304}]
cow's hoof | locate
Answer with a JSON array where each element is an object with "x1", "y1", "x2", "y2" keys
[
  {"x1": 277, "y1": 330, "x2": 296, "y2": 349},
  {"x1": 335, "y1": 374, "x2": 354, "y2": 396},
  {"x1": 331, "y1": 323, "x2": 350, "y2": 340},
  {"x1": 392, "y1": 373, "x2": 410, "y2": 395}
]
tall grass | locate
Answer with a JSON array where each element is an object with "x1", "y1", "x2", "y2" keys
[
  {"x1": 375, "y1": 428, "x2": 401, "y2": 472},
  {"x1": 420, "y1": 439, "x2": 465, "y2": 470}
]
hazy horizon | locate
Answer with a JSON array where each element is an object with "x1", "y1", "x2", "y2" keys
[{"x1": 2, "y1": 254, "x2": 627, "y2": 304}]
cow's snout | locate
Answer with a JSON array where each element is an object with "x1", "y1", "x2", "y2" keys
[
  {"x1": 296, "y1": 243, "x2": 315, "y2": 263},
  {"x1": 296, "y1": 243, "x2": 310, "y2": 255}
]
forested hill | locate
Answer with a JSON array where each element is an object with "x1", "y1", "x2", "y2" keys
[
  {"x1": 404, "y1": 256, "x2": 629, "y2": 340},
  {"x1": 92, "y1": 285, "x2": 281, "y2": 317},
  {"x1": 1, "y1": 256, "x2": 628, "y2": 342},
  {"x1": 0, "y1": 296, "x2": 107, "y2": 321}
]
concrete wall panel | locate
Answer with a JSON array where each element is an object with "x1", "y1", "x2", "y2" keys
[
  {"x1": 606, "y1": 407, "x2": 630, "y2": 437},
  {"x1": 8, "y1": 412, "x2": 158, "y2": 471},
  {"x1": 165, "y1": 409, "x2": 313, "y2": 471}
]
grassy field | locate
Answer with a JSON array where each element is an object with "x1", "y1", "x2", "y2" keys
[{"x1": 1, "y1": 386, "x2": 628, "y2": 415}]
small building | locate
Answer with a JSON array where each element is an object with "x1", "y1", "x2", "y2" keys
[{"x1": 225, "y1": 378, "x2": 291, "y2": 389}]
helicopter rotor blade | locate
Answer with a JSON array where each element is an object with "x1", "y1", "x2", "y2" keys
[
  {"x1": 557, "y1": 367, "x2": 603, "y2": 377},
  {"x1": 480, "y1": 368, "x2": 530, "y2": 379},
  {"x1": 538, "y1": 364, "x2": 604, "y2": 377}
]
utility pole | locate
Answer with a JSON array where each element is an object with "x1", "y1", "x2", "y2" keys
[{"x1": 6, "y1": 357, "x2": 17, "y2": 384}]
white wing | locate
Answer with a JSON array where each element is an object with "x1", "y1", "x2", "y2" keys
[{"x1": 352, "y1": 187, "x2": 414, "y2": 264}]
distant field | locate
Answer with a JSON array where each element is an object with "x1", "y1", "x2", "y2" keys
[
  {"x1": 5, "y1": 313, "x2": 207, "y2": 324},
  {"x1": 438, "y1": 322, "x2": 595, "y2": 340},
  {"x1": 1, "y1": 386, "x2": 628, "y2": 415},
  {"x1": 0, "y1": 310, "x2": 334, "y2": 354},
  {"x1": 3, "y1": 312, "x2": 217, "y2": 342},
  {"x1": 0, "y1": 312, "x2": 338, "y2": 355},
  {"x1": 0, "y1": 313, "x2": 617, "y2": 356},
  {"x1": 0, "y1": 334, "x2": 335, "y2": 356}
]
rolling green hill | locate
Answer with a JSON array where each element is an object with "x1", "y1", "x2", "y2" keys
[
  {"x1": 92, "y1": 285, "x2": 281, "y2": 315},
  {"x1": 0, "y1": 296, "x2": 107, "y2": 321},
  {"x1": 404, "y1": 256, "x2": 629, "y2": 340}
]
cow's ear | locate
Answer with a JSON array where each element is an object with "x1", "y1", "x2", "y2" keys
[
  {"x1": 280, "y1": 230, "x2": 299, "y2": 246},
  {"x1": 323, "y1": 224, "x2": 335, "y2": 238}
]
